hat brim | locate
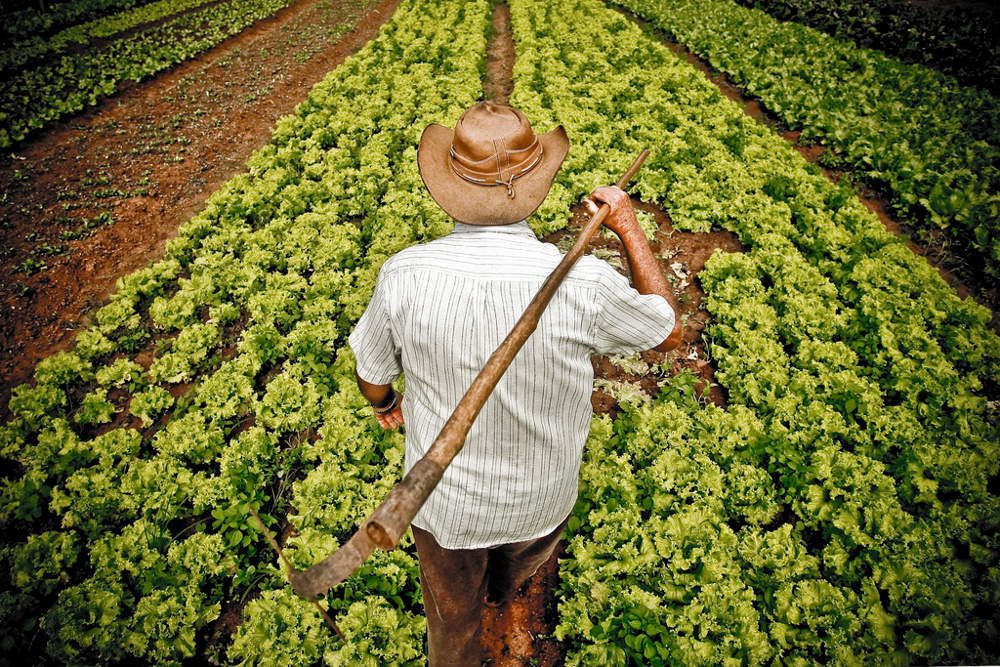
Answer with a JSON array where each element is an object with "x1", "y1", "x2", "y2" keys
[{"x1": 417, "y1": 123, "x2": 569, "y2": 226}]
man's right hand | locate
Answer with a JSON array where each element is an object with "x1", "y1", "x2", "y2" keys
[
  {"x1": 585, "y1": 185, "x2": 639, "y2": 239},
  {"x1": 355, "y1": 368, "x2": 406, "y2": 430},
  {"x1": 584, "y1": 185, "x2": 683, "y2": 353}
]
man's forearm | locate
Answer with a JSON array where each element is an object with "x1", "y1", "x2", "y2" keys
[
  {"x1": 355, "y1": 370, "x2": 395, "y2": 408},
  {"x1": 617, "y1": 226, "x2": 673, "y2": 303},
  {"x1": 616, "y1": 226, "x2": 683, "y2": 351}
]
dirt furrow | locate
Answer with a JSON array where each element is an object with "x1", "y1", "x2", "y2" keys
[
  {"x1": 0, "y1": 0, "x2": 401, "y2": 407},
  {"x1": 477, "y1": 5, "x2": 566, "y2": 664}
]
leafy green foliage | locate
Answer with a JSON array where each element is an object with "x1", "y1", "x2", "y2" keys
[
  {"x1": 558, "y1": 398, "x2": 774, "y2": 667},
  {"x1": 9, "y1": 530, "x2": 80, "y2": 598},
  {"x1": 323, "y1": 597, "x2": 425, "y2": 666},
  {"x1": 0, "y1": 0, "x2": 217, "y2": 74},
  {"x1": 40, "y1": 524, "x2": 234, "y2": 665},
  {"x1": 1, "y1": 0, "x2": 149, "y2": 42},
  {"x1": 7, "y1": 383, "x2": 67, "y2": 431},
  {"x1": 95, "y1": 358, "x2": 145, "y2": 390},
  {"x1": 614, "y1": 0, "x2": 1000, "y2": 282},
  {"x1": 257, "y1": 365, "x2": 323, "y2": 433},
  {"x1": 226, "y1": 587, "x2": 330, "y2": 666},
  {"x1": 0, "y1": 0, "x2": 298, "y2": 148},
  {"x1": 734, "y1": 0, "x2": 1000, "y2": 93},
  {"x1": 73, "y1": 389, "x2": 116, "y2": 426},
  {"x1": 128, "y1": 384, "x2": 173, "y2": 427},
  {"x1": 510, "y1": 0, "x2": 999, "y2": 662},
  {"x1": 147, "y1": 322, "x2": 220, "y2": 383}
]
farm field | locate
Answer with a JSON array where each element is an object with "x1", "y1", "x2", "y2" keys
[
  {"x1": 1, "y1": 0, "x2": 998, "y2": 666},
  {"x1": 1, "y1": 0, "x2": 301, "y2": 147},
  {"x1": 614, "y1": 0, "x2": 1000, "y2": 294}
]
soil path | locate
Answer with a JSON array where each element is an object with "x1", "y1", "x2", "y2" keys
[
  {"x1": 0, "y1": 0, "x2": 401, "y2": 407},
  {"x1": 483, "y1": 0, "x2": 515, "y2": 105},
  {"x1": 478, "y1": 7, "x2": 565, "y2": 663}
]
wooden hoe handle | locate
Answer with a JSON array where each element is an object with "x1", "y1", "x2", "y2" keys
[{"x1": 277, "y1": 148, "x2": 650, "y2": 601}]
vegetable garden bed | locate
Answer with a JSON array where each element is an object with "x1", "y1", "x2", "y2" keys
[
  {"x1": 612, "y1": 0, "x2": 1000, "y2": 292},
  {"x1": 1, "y1": 0, "x2": 997, "y2": 665},
  {"x1": 1, "y1": 0, "x2": 302, "y2": 147}
]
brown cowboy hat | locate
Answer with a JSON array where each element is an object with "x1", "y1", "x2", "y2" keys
[{"x1": 417, "y1": 101, "x2": 569, "y2": 226}]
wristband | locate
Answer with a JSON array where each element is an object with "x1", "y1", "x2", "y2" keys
[{"x1": 373, "y1": 390, "x2": 400, "y2": 415}]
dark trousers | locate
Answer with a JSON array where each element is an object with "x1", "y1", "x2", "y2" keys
[{"x1": 411, "y1": 517, "x2": 568, "y2": 667}]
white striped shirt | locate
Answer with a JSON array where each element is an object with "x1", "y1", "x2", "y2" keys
[{"x1": 348, "y1": 221, "x2": 674, "y2": 549}]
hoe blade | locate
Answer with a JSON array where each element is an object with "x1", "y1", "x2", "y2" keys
[{"x1": 287, "y1": 528, "x2": 379, "y2": 600}]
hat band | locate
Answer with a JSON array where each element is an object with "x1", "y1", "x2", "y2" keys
[{"x1": 449, "y1": 137, "x2": 544, "y2": 199}]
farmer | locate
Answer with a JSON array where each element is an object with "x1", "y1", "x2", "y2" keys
[{"x1": 348, "y1": 101, "x2": 681, "y2": 665}]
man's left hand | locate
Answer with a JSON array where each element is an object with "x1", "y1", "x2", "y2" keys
[{"x1": 375, "y1": 394, "x2": 405, "y2": 430}]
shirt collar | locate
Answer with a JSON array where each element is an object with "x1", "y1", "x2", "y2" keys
[{"x1": 452, "y1": 220, "x2": 536, "y2": 238}]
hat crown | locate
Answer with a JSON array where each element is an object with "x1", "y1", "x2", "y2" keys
[
  {"x1": 449, "y1": 102, "x2": 543, "y2": 191},
  {"x1": 452, "y1": 102, "x2": 535, "y2": 161}
]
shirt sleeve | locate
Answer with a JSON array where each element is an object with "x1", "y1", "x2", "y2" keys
[
  {"x1": 591, "y1": 263, "x2": 676, "y2": 355},
  {"x1": 348, "y1": 267, "x2": 402, "y2": 384}
]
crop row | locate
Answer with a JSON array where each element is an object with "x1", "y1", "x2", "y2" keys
[
  {"x1": 0, "y1": 0, "x2": 295, "y2": 149},
  {"x1": 3, "y1": 0, "x2": 998, "y2": 664},
  {"x1": 1, "y1": 0, "x2": 153, "y2": 42},
  {"x1": 0, "y1": 0, "x2": 218, "y2": 74},
  {"x1": 0, "y1": 0, "x2": 494, "y2": 662},
  {"x1": 228, "y1": 0, "x2": 491, "y2": 662},
  {"x1": 509, "y1": 0, "x2": 999, "y2": 663},
  {"x1": 733, "y1": 0, "x2": 1000, "y2": 93},
  {"x1": 612, "y1": 0, "x2": 1000, "y2": 284}
]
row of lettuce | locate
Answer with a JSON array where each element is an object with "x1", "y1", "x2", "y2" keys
[
  {"x1": 0, "y1": 0, "x2": 297, "y2": 149},
  {"x1": 0, "y1": 0, "x2": 491, "y2": 663},
  {"x1": 1, "y1": 0, "x2": 153, "y2": 41},
  {"x1": 509, "y1": 0, "x2": 998, "y2": 664},
  {"x1": 1, "y1": 0, "x2": 998, "y2": 665},
  {"x1": 611, "y1": 0, "x2": 1000, "y2": 286},
  {"x1": 733, "y1": 0, "x2": 1000, "y2": 93},
  {"x1": 0, "y1": 0, "x2": 217, "y2": 73}
]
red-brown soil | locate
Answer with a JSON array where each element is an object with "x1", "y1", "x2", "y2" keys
[
  {"x1": 481, "y1": 543, "x2": 566, "y2": 667},
  {"x1": 484, "y1": 1, "x2": 515, "y2": 105},
  {"x1": 479, "y1": 5, "x2": 568, "y2": 664},
  {"x1": 0, "y1": 0, "x2": 400, "y2": 410}
]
